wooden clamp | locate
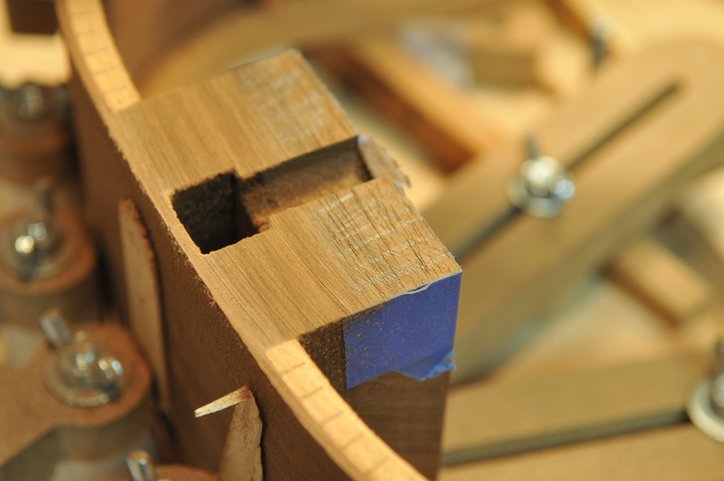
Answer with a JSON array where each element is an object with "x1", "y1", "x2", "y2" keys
[
  {"x1": 58, "y1": 1, "x2": 461, "y2": 480},
  {"x1": 424, "y1": 38, "x2": 724, "y2": 382}
]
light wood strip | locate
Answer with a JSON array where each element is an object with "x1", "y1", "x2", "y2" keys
[
  {"x1": 443, "y1": 352, "x2": 706, "y2": 464},
  {"x1": 441, "y1": 425, "x2": 724, "y2": 481},
  {"x1": 604, "y1": 238, "x2": 713, "y2": 326}
]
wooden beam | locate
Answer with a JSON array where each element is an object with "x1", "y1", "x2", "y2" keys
[
  {"x1": 603, "y1": 238, "x2": 713, "y2": 326},
  {"x1": 441, "y1": 425, "x2": 724, "y2": 481},
  {"x1": 443, "y1": 352, "x2": 706, "y2": 465}
]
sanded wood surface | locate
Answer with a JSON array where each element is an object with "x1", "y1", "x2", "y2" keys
[
  {"x1": 59, "y1": 1, "x2": 459, "y2": 480},
  {"x1": 443, "y1": 352, "x2": 706, "y2": 464},
  {"x1": 442, "y1": 425, "x2": 724, "y2": 481},
  {"x1": 604, "y1": 238, "x2": 712, "y2": 326}
]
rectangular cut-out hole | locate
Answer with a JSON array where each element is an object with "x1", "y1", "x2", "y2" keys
[{"x1": 172, "y1": 140, "x2": 371, "y2": 253}]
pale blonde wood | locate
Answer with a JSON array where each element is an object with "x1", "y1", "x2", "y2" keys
[
  {"x1": 441, "y1": 425, "x2": 724, "y2": 481},
  {"x1": 219, "y1": 387, "x2": 263, "y2": 481},
  {"x1": 119, "y1": 198, "x2": 169, "y2": 413},
  {"x1": 58, "y1": 1, "x2": 460, "y2": 479},
  {"x1": 443, "y1": 352, "x2": 706, "y2": 464},
  {"x1": 604, "y1": 237, "x2": 713, "y2": 326}
]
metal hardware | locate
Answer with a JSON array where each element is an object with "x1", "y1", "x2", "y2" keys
[
  {"x1": 127, "y1": 451, "x2": 163, "y2": 481},
  {"x1": 41, "y1": 309, "x2": 125, "y2": 407},
  {"x1": 507, "y1": 137, "x2": 575, "y2": 218},
  {"x1": 2, "y1": 179, "x2": 63, "y2": 281},
  {"x1": 688, "y1": 339, "x2": 724, "y2": 441},
  {"x1": 591, "y1": 16, "x2": 611, "y2": 70},
  {"x1": 0, "y1": 81, "x2": 69, "y2": 126}
]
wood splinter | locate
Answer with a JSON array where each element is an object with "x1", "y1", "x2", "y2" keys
[{"x1": 196, "y1": 387, "x2": 263, "y2": 481}]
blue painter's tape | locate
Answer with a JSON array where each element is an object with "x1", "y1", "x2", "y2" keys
[{"x1": 343, "y1": 273, "x2": 461, "y2": 389}]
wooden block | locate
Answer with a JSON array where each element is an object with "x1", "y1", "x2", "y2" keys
[
  {"x1": 604, "y1": 237, "x2": 713, "y2": 326},
  {"x1": 441, "y1": 425, "x2": 724, "y2": 481},
  {"x1": 462, "y1": 1, "x2": 557, "y2": 86},
  {"x1": 443, "y1": 352, "x2": 706, "y2": 465},
  {"x1": 424, "y1": 38, "x2": 724, "y2": 383},
  {"x1": 59, "y1": 1, "x2": 461, "y2": 479},
  {"x1": 308, "y1": 35, "x2": 503, "y2": 171}
]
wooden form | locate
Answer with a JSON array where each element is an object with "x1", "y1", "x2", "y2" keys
[
  {"x1": 59, "y1": 1, "x2": 461, "y2": 480},
  {"x1": 442, "y1": 352, "x2": 706, "y2": 465},
  {"x1": 423, "y1": 38, "x2": 724, "y2": 382}
]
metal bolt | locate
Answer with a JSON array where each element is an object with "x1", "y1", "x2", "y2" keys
[
  {"x1": 40, "y1": 310, "x2": 125, "y2": 408},
  {"x1": 710, "y1": 339, "x2": 724, "y2": 417},
  {"x1": 13, "y1": 234, "x2": 38, "y2": 281},
  {"x1": 688, "y1": 338, "x2": 724, "y2": 441},
  {"x1": 9, "y1": 179, "x2": 61, "y2": 281},
  {"x1": 127, "y1": 451, "x2": 160, "y2": 481},
  {"x1": 15, "y1": 82, "x2": 47, "y2": 121},
  {"x1": 40, "y1": 308, "x2": 72, "y2": 350},
  {"x1": 508, "y1": 136, "x2": 575, "y2": 218},
  {"x1": 591, "y1": 17, "x2": 611, "y2": 70}
]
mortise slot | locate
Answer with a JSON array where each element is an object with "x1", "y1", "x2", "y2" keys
[{"x1": 172, "y1": 140, "x2": 371, "y2": 253}]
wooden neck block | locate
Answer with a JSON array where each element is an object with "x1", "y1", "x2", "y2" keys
[{"x1": 60, "y1": 1, "x2": 460, "y2": 478}]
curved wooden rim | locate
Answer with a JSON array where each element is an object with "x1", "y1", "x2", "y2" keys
[
  {"x1": 136, "y1": 0, "x2": 498, "y2": 95},
  {"x1": 56, "y1": 1, "x2": 428, "y2": 479}
]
